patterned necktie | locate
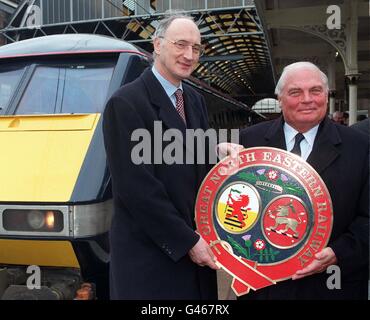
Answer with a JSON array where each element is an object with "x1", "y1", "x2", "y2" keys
[
  {"x1": 290, "y1": 133, "x2": 305, "y2": 156},
  {"x1": 174, "y1": 89, "x2": 186, "y2": 125}
]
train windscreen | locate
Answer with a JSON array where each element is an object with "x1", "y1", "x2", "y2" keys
[
  {"x1": 0, "y1": 66, "x2": 25, "y2": 113},
  {"x1": 15, "y1": 63, "x2": 114, "y2": 115}
]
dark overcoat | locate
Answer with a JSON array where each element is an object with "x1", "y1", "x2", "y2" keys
[
  {"x1": 239, "y1": 116, "x2": 369, "y2": 300},
  {"x1": 103, "y1": 68, "x2": 217, "y2": 299}
]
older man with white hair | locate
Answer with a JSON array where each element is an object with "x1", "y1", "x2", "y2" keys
[{"x1": 238, "y1": 61, "x2": 369, "y2": 300}]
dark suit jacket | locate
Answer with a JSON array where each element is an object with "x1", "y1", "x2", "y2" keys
[
  {"x1": 103, "y1": 68, "x2": 217, "y2": 299},
  {"x1": 351, "y1": 118, "x2": 369, "y2": 136},
  {"x1": 239, "y1": 116, "x2": 369, "y2": 300}
]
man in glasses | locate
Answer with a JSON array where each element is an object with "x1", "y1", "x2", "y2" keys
[{"x1": 103, "y1": 14, "x2": 218, "y2": 299}]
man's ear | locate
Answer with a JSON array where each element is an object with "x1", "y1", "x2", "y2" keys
[
  {"x1": 278, "y1": 98, "x2": 282, "y2": 109},
  {"x1": 153, "y1": 37, "x2": 161, "y2": 56}
]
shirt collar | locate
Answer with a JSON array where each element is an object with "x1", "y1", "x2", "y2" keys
[
  {"x1": 152, "y1": 66, "x2": 183, "y2": 98},
  {"x1": 284, "y1": 122, "x2": 319, "y2": 147}
]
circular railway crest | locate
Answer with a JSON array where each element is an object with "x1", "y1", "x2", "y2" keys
[{"x1": 195, "y1": 147, "x2": 333, "y2": 296}]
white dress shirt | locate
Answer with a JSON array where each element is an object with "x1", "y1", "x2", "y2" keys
[{"x1": 284, "y1": 122, "x2": 319, "y2": 161}]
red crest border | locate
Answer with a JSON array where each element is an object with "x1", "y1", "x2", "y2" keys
[{"x1": 195, "y1": 147, "x2": 333, "y2": 296}]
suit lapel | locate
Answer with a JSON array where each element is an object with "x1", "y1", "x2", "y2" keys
[
  {"x1": 307, "y1": 117, "x2": 341, "y2": 174},
  {"x1": 263, "y1": 116, "x2": 341, "y2": 174},
  {"x1": 141, "y1": 69, "x2": 207, "y2": 165},
  {"x1": 264, "y1": 116, "x2": 287, "y2": 149},
  {"x1": 182, "y1": 85, "x2": 208, "y2": 182},
  {"x1": 183, "y1": 86, "x2": 202, "y2": 130},
  {"x1": 158, "y1": 100, "x2": 187, "y2": 138},
  {"x1": 142, "y1": 69, "x2": 187, "y2": 138}
]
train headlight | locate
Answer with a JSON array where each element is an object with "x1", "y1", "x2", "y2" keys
[
  {"x1": 3, "y1": 209, "x2": 63, "y2": 232},
  {"x1": 27, "y1": 210, "x2": 45, "y2": 229},
  {"x1": 45, "y1": 211, "x2": 55, "y2": 229}
]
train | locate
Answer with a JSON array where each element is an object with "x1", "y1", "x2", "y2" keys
[{"x1": 0, "y1": 33, "x2": 257, "y2": 299}]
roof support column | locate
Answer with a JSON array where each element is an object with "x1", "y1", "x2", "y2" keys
[
  {"x1": 347, "y1": 75, "x2": 359, "y2": 125},
  {"x1": 327, "y1": 55, "x2": 336, "y2": 115},
  {"x1": 329, "y1": 90, "x2": 336, "y2": 115},
  {"x1": 344, "y1": 0, "x2": 359, "y2": 125}
]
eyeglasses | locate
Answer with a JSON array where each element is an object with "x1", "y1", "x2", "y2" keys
[{"x1": 159, "y1": 37, "x2": 204, "y2": 56}]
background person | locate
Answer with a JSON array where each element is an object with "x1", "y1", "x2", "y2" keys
[{"x1": 332, "y1": 110, "x2": 344, "y2": 125}]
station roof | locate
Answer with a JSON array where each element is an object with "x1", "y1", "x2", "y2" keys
[
  {"x1": 0, "y1": 0, "x2": 19, "y2": 14},
  {"x1": 0, "y1": 1, "x2": 276, "y2": 107},
  {"x1": 194, "y1": 9, "x2": 275, "y2": 105},
  {"x1": 257, "y1": 0, "x2": 369, "y2": 110},
  {"x1": 2, "y1": 0, "x2": 367, "y2": 112}
]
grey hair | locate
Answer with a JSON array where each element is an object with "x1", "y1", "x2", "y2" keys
[
  {"x1": 152, "y1": 12, "x2": 195, "y2": 59},
  {"x1": 275, "y1": 61, "x2": 329, "y2": 97},
  {"x1": 153, "y1": 13, "x2": 195, "y2": 39}
]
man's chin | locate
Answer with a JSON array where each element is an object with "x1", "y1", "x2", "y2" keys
[
  {"x1": 296, "y1": 118, "x2": 322, "y2": 128},
  {"x1": 180, "y1": 72, "x2": 192, "y2": 79},
  {"x1": 176, "y1": 68, "x2": 193, "y2": 79}
]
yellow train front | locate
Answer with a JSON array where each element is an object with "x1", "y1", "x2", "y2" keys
[{"x1": 0, "y1": 34, "x2": 149, "y2": 299}]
